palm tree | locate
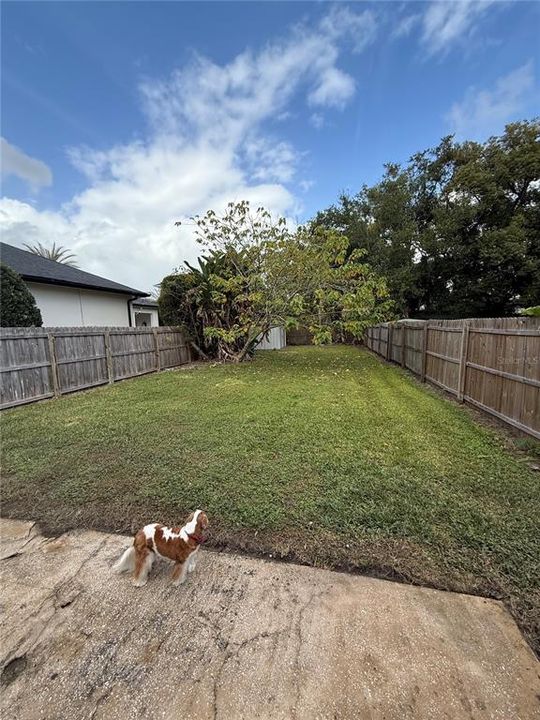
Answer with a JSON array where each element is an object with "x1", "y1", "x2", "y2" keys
[{"x1": 23, "y1": 242, "x2": 79, "y2": 267}]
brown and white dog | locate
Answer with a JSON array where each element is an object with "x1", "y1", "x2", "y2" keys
[{"x1": 112, "y1": 510, "x2": 209, "y2": 587}]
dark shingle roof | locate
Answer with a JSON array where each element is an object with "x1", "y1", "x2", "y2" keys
[
  {"x1": 0, "y1": 243, "x2": 148, "y2": 297},
  {"x1": 132, "y1": 297, "x2": 159, "y2": 307}
]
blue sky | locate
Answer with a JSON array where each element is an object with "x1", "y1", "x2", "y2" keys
[{"x1": 1, "y1": 1, "x2": 539, "y2": 292}]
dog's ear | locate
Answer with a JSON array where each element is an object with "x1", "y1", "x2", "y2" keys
[{"x1": 198, "y1": 512, "x2": 209, "y2": 530}]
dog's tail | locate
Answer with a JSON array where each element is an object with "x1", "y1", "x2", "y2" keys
[{"x1": 112, "y1": 546, "x2": 136, "y2": 574}]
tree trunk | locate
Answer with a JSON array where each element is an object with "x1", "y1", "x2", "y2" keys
[{"x1": 189, "y1": 341, "x2": 210, "y2": 361}]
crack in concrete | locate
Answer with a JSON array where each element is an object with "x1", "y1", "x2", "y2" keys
[
  {"x1": 210, "y1": 625, "x2": 292, "y2": 719},
  {"x1": 291, "y1": 587, "x2": 327, "y2": 719},
  {"x1": 206, "y1": 575, "x2": 326, "y2": 720},
  {"x1": 80, "y1": 621, "x2": 142, "y2": 720},
  {"x1": 1, "y1": 536, "x2": 107, "y2": 670},
  {"x1": 192, "y1": 611, "x2": 233, "y2": 720},
  {"x1": 0, "y1": 522, "x2": 38, "y2": 560},
  {"x1": 88, "y1": 685, "x2": 113, "y2": 720}
]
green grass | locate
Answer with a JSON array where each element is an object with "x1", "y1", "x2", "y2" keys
[{"x1": 2, "y1": 346, "x2": 539, "y2": 653}]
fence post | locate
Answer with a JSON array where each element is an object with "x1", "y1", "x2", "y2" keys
[
  {"x1": 387, "y1": 324, "x2": 393, "y2": 361},
  {"x1": 47, "y1": 333, "x2": 60, "y2": 397},
  {"x1": 153, "y1": 328, "x2": 161, "y2": 371},
  {"x1": 104, "y1": 331, "x2": 114, "y2": 384},
  {"x1": 420, "y1": 323, "x2": 428, "y2": 382},
  {"x1": 401, "y1": 324, "x2": 406, "y2": 368},
  {"x1": 457, "y1": 323, "x2": 470, "y2": 402}
]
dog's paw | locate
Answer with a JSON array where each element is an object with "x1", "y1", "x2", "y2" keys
[
  {"x1": 132, "y1": 578, "x2": 148, "y2": 587},
  {"x1": 187, "y1": 564, "x2": 196, "y2": 573}
]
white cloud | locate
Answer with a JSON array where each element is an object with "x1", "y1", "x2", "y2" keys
[
  {"x1": 320, "y1": 5, "x2": 377, "y2": 54},
  {"x1": 299, "y1": 179, "x2": 315, "y2": 193},
  {"x1": 421, "y1": 1, "x2": 494, "y2": 55},
  {"x1": 0, "y1": 8, "x2": 375, "y2": 293},
  {"x1": 244, "y1": 138, "x2": 299, "y2": 183},
  {"x1": 392, "y1": 14, "x2": 421, "y2": 39},
  {"x1": 1, "y1": 138, "x2": 52, "y2": 189},
  {"x1": 446, "y1": 61, "x2": 536, "y2": 139},
  {"x1": 310, "y1": 113, "x2": 325, "y2": 129},
  {"x1": 308, "y1": 67, "x2": 356, "y2": 109}
]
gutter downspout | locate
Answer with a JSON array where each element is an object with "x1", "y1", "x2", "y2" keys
[{"x1": 127, "y1": 297, "x2": 135, "y2": 327}]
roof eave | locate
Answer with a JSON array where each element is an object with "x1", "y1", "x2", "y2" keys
[{"x1": 23, "y1": 275, "x2": 149, "y2": 298}]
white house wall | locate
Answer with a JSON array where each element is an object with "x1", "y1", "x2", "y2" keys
[
  {"x1": 27, "y1": 282, "x2": 131, "y2": 327},
  {"x1": 79, "y1": 289, "x2": 130, "y2": 326}
]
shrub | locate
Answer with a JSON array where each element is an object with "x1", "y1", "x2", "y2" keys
[{"x1": 0, "y1": 263, "x2": 43, "y2": 327}]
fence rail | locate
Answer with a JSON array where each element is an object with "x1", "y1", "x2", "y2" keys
[
  {"x1": 365, "y1": 317, "x2": 540, "y2": 439},
  {"x1": 0, "y1": 326, "x2": 190, "y2": 409}
]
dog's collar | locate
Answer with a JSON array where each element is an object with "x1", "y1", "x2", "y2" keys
[{"x1": 188, "y1": 533, "x2": 205, "y2": 545}]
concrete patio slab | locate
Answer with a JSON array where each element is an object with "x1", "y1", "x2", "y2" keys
[{"x1": 0, "y1": 519, "x2": 538, "y2": 720}]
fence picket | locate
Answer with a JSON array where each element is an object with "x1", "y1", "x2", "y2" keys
[
  {"x1": 153, "y1": 328, "x2": 161, "y2": 371},
  {"x1": 420, "y1": 324, "x2": 428, "y2": 382},
  {"x1": 457, "y1": 323, "x2": 470, "y2": 402},
  {"x1": 47, "y1": 334, "x2": 59, "y2": 398},
  {"x1": 104, "y1": 331, "x2": 114, "y2": 384}
]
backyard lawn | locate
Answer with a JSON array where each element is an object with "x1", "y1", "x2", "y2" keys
[{"x1": 2, "y1": 346, "x2": 539, "y2": 654}]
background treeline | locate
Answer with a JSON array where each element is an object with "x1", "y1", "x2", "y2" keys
[{"x1": 314, "y1": 119, "x2": 539, "y2": 318}]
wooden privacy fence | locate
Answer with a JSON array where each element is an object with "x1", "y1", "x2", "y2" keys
[
  {"x1": 0, "y1": 326, "x2": 190, "y2": 409},
  {"x1": 365, "y1": 317, "x2": 540, "y2": 439}
]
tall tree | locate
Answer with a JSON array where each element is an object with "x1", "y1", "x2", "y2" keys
[
  {"x1": 160, "y1": 202, "x2": 393, "y2": 362},
  {"x1": 315, "y1": 166, "x2": 420, "y2": 317},
  {"x1": 410, "y1": 121, "x2": 540, "y2": 316}
]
